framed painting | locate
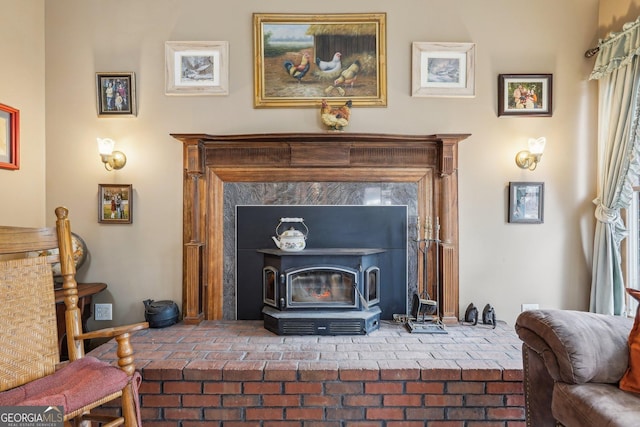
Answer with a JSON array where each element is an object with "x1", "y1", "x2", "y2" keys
[
  {"x1": 98, "y1": 184, "x2": 132, "y2": 224},
  {"x1": 0, "y1": 103, "x2": 19, "y2": 170},
  {"x1": 165, "y1": 41, "x2": 229, "y2": 96},
  {"x1": 498, "y1": 74, "x2": 552, "y2": 117},
  {"x1": 96, "y1": 72, "x2": 137, "y2": 117},
  {"x1": 411, "y1": 42, "x2": 476, "y2": 97},
  {"x1": 508, "y1": 182, "x2": 544, "y2": 224},
  {"x1": 253, "y1": 12, "x2": 387, "y2": 108}
]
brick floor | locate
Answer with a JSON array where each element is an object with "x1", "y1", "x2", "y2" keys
[{"x1": 90, "y1": 320, "x2": 526, "y2": 426}]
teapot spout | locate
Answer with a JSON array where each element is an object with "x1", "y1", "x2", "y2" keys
[{"x1": 271, "y1": 236, "x2": 281, "y2": 248}]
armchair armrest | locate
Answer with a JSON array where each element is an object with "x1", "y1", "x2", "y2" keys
[
  {"x1": 75, "y1": 322, "x2": 148, "y2": 376},
  {"x1": 515, "y1": 309, "x2": 632, "y2": 384}
]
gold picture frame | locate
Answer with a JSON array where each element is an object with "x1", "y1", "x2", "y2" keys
[
  {"x1": 411, "y1": 42, "x2": 476, "y2": 98},
  {"x1": 253, "y1": 12, "x2": 387, "y2": 108},
  {"x1": 165, "y1": 41, "x2": 229, "y2": 96},
  {"x1": 98, "y1": 184, "x2": 132, "y2": 224}
]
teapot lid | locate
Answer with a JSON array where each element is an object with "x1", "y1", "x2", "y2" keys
[{"x1": 281, "y1": 226, "x2": 304, "y2": 237}]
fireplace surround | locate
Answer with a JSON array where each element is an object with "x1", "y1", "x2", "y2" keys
[{"x1": 171, "y1": 132, "x2": 469, "y2": 324}]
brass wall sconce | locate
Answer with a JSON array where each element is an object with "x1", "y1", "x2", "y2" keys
[
  {"x1": 97, "y1": 138, "x2": 127, "y2": 171},
  {"x1": 515, "y1": 137, "x2": 546, "y2": 171}
]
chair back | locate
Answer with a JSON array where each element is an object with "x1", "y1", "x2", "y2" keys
[{"x1": 0, "y1": 207, "x2": 84, "y2": 390}]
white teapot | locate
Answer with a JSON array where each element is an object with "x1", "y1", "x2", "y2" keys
[{"x1": 272, "y1": 218, "x2": 308, "y2": 252}]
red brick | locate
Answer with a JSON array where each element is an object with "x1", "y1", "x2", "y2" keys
[
  {"x1": 325, "y1": 382, "x2": 363, "y2": 394},
  {"x1": 286, "y1": 407, "x2": 324, "y2": 420},
  {"x1": 144, "y1": 422, "x2": 183, "y2": 427},
  {"x1": 139, "y1": 381, "x2": 161, "y2": 394},
  {"x1": 506, "y1": 422, "x2": 527, "y2": 427},
  {"x1": 506, "y1": 394, "x2": 525, "y2": 407},
  {"x1": 222, "y1": 395, "x2": 261, "y2": 407},
  {"x1": 502, "y1": 369, "x2": 524, "y2": 381},
  {"x1": 183, "y1": 422, "x2": 222, "y2": 427},
  {"x1": 143, "y1": 361, "x2": 188, "y2": 380},
  {"x1": 486, "y1": 407, "x2": 526, "y2": 420},
  {"x1": 264, "y1": 361, "x2": 299, "y2": 381},
  {"x1": 182, "y1": 394, "x2": 221, "y2": 407},
  {"x1": 264, "y1": 423, "x2": 302, "y2": 427},
  {"x1": 244, "y1": 381, "x2": 282, "y2": 394},
  {"x1": 344, "y1": 422, "x2": 383, "y2": 427},
  {"x1": 461, "y1": 369, "x2": 502, "y2": 381},
  {"x1": 222, "y1": 363, "x2": 264, "y2": 381},
  {"x1": 421, "y1": 368, "x2": 461, "y2": 381},
  {"x1": 405, "y1": 381, "x2": 444, "y2": 394},
  {"x1": 380, "y1": 368, "x2": 420, "y2": 381},
  {"x1": 303, "y1": 394, "x2": 340, "y2": 407},
  {"x1": 486, "y1": 382, "x2": 524, "y2": 394},
  {"x1": 164, "y1": 408, "x2": 203, "y2": 420},
  {"x1": 387, "y1": 423, "x2": 426, "y2": 427},
  {"x1": 222, "y1": 422, "x2": 262, "y2": 427},
  {"x1": 384, "y1": 394, "x2": 422, "y2": 406},
  {"x1": 245, "y1": 407, "x2": 284, "y2": 420},
  {"x1": 301, "y1": 422, "x2": 340, "y2": 427},
  {"x1": 163, "y1": 381, "x2": 202, "y2": 394},
  {"x1": 263, "y1": 394, "x2": 301, "y2": 407},
  {"x1": 467, "y1": 422, "x2": 505, "y2": 427},
  {"x1": 285, "y1": 381, "x2": 323, "y2": 394},
  {"x1": 365, "y1": 381, "x2": 403, "y2": 394},
  {"x1": 446, "y1": 381, "x2": 485, "y2": 394},
  {"x1": 203, "y1": 408, "x2": 243, "y2": 421},
  {"x1": 405, "y1": 407, "x2": 445, "y2": 420},
  {"x1": 140, "y1": 407, "x2": 162, "y2": 422},
  {"x1": 424, "y1": 394, "x2": 463, "y2": 407},
  {"x1": 326, "y1": 407, "x2": 365, "y2": 420},
  {"x1": 366, "y1": 407, "x2": 404, "y2": 420},
  {"x1": 203, "y1": 382, "x2": 242, "y2": 394},
  {"x1": 427, "y1": 422, "x2": 464, "y2": 427},
  {"x1": 183, "y1": 360, "x2": 224, "y2": 381},
  {"x1": 142, "y1": 394, "x2": 181, "y2": 407},
  {"x1": 446, "y1": 407, "x2": 485, "y2": 420},
  {"x1": 465, "y1": 394, "x2": 505, "y2": 407},
  {"x1": 343, "y1": 395, "x2": 382, "y2": 407}
]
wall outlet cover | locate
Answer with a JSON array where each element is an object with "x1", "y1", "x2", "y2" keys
[
  {"x1": 95, "y1": 303, "x2": 112, "y2": 320},
  {"x1": 521, "y1": 303, "x2": 539, "y2": 312}
]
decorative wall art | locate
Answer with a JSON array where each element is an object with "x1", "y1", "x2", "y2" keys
[
  {"x1": 253, "y1": 13, "x2": 387, "y2": 108},
  {"x1": 98, "y1": 184, "x2": 132, "y2": 224},
  {"x1": 498, "y1": 74, "x2": 553, "y2": 117},
  {"x1": 411, "y1": 42, "x2": 476, "y2": 97},
  {"x1": 0, "y1": 103, "x2": 19, "y2": 170},
  {"x1": 165, "y1": 41, "x2": 229, "y2": 96},
  {"x1": 96, "y1": 72, "x2": 137, "y2": 117},
  {"x1": 508, "y1": 181, "x2": 544, "y2": 224}
]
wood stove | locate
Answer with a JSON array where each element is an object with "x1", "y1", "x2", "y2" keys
[{"x1": 260, "y1": 248, "x2": 383, "y2": 335}]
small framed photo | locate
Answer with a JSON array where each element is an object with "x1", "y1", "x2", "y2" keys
[
  {"x1": 411, "y1": 42, "x2": 476, "y2": 97},
  {"x1": 498, "y1": 74, "x2": 552, "y2": 117},
  {"x1": 96, "y1": 72, "x2": 137, "y2": 117},
  {"x1": 98, "y1": 184, "x2": 132, "y2": 224},
  {"x1": 165, "y1": 41, "x2": 229, "y2": 96},
  {"x1": 0, "y1": 103, "x2": 19, "y2": 170},
  {"x1": 508, "y1": 182, "x2": 544, "y2": 224}
]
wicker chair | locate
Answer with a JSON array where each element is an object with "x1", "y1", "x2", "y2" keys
[{"x1": 0, "y1": 207, "x2": 148, "y2": 427}]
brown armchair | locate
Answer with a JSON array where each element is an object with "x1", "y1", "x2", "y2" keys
[{"x1": 0, "y1": 207, "x2": 148, "y2": 426}]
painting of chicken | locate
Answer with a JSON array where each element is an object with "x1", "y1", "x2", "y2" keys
[
  {"x1": 320, "y1": 99, "x2": 352, "y2": 131},
  {"x1": 334, "y1": 60, "x2": 360, "y2": 87},
  {"x1": 314, "y1": 52, "x2": 343, "y2": 80},
  {"x1": 283, "y1": 52, "x2": 311, "y2": 83}
]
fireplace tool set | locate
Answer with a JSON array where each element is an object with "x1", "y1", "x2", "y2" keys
[{"x1": 405, "y1": 217, "x2": 447, "y2": 334}]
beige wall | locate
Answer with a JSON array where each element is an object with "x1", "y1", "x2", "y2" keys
[
  {"x1": 599, "y1": 0, "x2": 640, "y2": 35},
  {"x1": 25, "y1": 0, "x2": 604, "y2": 327},
  {"x1": 0, "y1": 1, "x2": 45, "y2": 227}
]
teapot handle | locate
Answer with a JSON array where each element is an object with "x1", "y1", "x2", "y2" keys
[{"x1": 275, "y1": 218, "x2": 309, "y2": 238}]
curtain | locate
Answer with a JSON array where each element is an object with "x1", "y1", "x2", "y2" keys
[{"x1": 589, "y1": 17, "x2": 640, "y2": 315}]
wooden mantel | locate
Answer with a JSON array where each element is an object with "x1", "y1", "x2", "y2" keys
[{"x1": 171, "y1": 132, "x2": 470, "y2": 324}]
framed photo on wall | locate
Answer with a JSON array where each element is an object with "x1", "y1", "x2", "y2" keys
[
  {"x1": 0, "y1": 103, "x2": 19, "y2": 170},
  {"x1": 96, "y1": 72, "x2": 137, "y2": 117},
  {"x1": 498, "y1": 74, "x2": 552, "y2": 117},
  {"x1": 411, "y1": 42, "x2": 476, "y2": 97},
  {"x1": 165, "y1": 41, "x2": 229, "y2": 96},
  {"x1": 508, "y1": 182, "x2": 544, "y2": 224},
  {"x1": 253, "y1": 12, "x2": 387, "y2": 108},
  {"x1": 98, "y1": 184, "x2": 132, "y2": 224}
]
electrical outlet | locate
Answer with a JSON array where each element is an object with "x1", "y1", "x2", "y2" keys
[
  {"x1": 521, "y1": 303, "x2": 539, "y2": 312},
  {"x1": 95, "y1": 303, "x2": 112, "y2": 320}
]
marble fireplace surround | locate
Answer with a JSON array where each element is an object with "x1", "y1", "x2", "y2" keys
[{"x1": 171, "y1": 132, "x2": 469, "y2": 325}]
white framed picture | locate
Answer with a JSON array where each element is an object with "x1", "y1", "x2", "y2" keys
[
  {"x1": 165, "y1": 41, "x2": 229, "y2": 96},
  {"x1": 411, "y1": 42, "x2": 476, "y2": 98}
]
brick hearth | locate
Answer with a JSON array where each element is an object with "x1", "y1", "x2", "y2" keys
[{"x1": 90, "y1": 320, "x2": 525, "y2": 426}]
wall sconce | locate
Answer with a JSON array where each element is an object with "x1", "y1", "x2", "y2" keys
[
  {"x1": 97, "y1": 138, "x2": 127, "y2": 171},
  {"x1": 515, "y1": 137, "x2": 546, "y2": 171}
]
